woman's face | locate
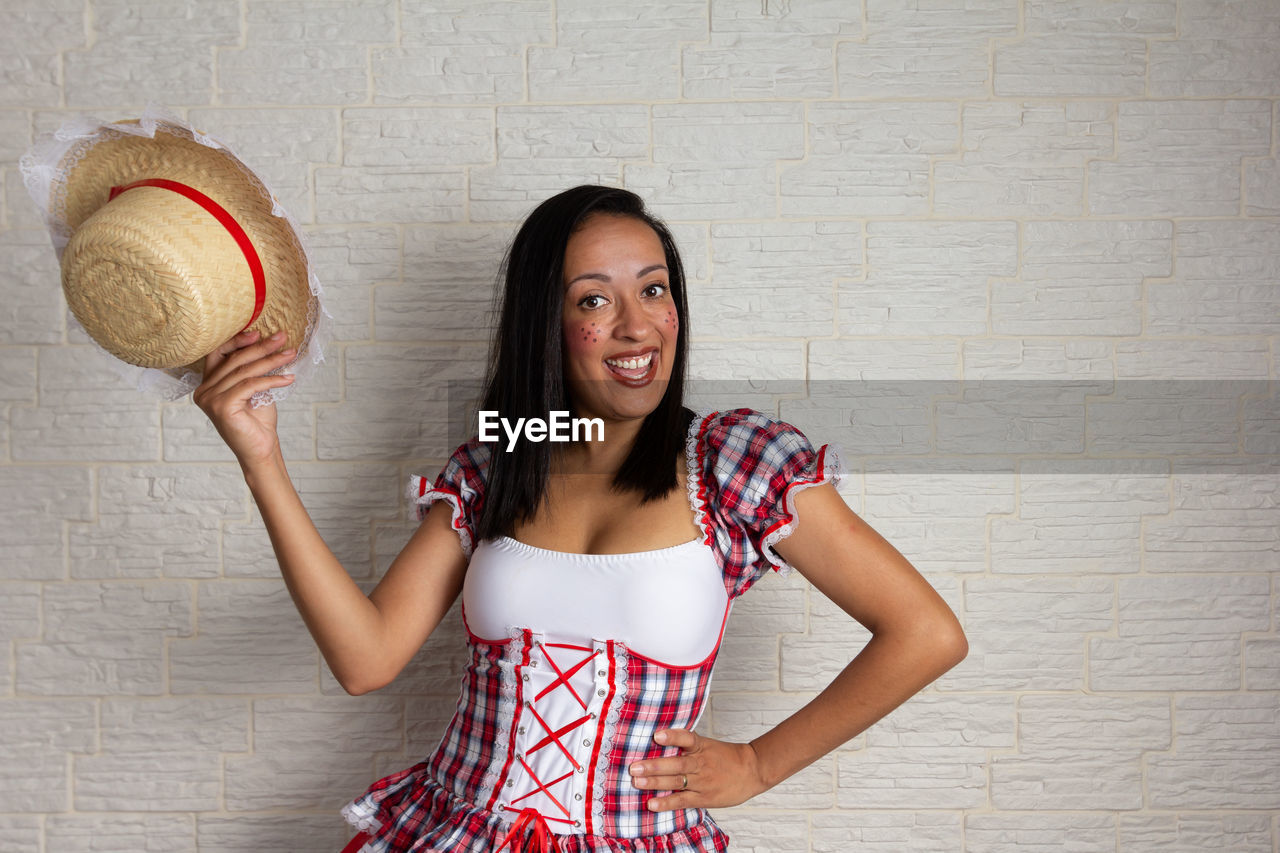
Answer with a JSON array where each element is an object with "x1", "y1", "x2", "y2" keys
[{"x1": 561, "y1": 214, "x2": 679, "y2": 425}]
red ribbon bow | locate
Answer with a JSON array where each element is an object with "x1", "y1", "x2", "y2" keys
[{"x1": 495, "y1": 807, "x2": 563, "y2": 853}]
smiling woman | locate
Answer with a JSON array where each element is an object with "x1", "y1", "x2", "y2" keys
[
  {"x1": 193, "y1": 185, "x2": 967, "y2": 853},
  {"x1": 561, "y1": 215, "x2": 678, "y2": 421},
  {"x1": 473, "y1": 187, "x2": 696, "y2": 539}
]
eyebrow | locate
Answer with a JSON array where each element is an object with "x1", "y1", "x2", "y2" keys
[{"x1": 566, "y1": 264, "x2": 668, "y2": 286}]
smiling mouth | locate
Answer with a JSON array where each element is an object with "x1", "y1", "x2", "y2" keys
[{"x1": 604, "y1": 351, "x2": 656, "y2": 385}]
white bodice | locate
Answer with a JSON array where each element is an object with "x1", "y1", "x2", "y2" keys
[
  {"x1": 462, "y1": 536, "x2": 731, "y2": 667},
  {"x1": 460, "y1": 536, "x2": 731, "y2": 834}
]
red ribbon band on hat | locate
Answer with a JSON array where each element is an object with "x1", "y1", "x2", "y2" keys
[{"x1": 108, "y1": 178, "x2": 267, "y2": 331}]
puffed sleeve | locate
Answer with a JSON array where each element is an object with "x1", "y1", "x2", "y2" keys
[
  {"x1": 693, "y1": 409, "x2": 844, "y2": 598},
  {"x1": 406, "y1": 438, "x2": 491, "y2": 560}
]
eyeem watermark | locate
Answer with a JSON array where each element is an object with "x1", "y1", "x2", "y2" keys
[{"x1": 478, "y1": 410, "x2": 604, "y2": 452}]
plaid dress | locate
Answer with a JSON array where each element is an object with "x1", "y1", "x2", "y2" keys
[{"x1": 341, "y1": 409, "x2": 842, "y2": 852}]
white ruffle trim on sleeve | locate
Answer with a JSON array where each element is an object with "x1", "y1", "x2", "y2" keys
[
  {"x1": 757, "y1": 442, "x2": 846, "y2": 578},
  {"x1": 406, "y1": 473, "x2": 475, "y2": 559}
]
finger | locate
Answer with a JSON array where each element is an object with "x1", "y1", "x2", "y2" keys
[
  {"x1": 654, "y1": 728, "x2": 698, "y2": 751},
  {"x1": 647, "y1": 791, "x2": 695, "y2": 812},
  {"x1": 202, "y1": 331, "x2": 289, "y2": 387},
  {"x1": 201, "y1": 342, "x2": 296, "y2": 400},
  {"x1": 629, "y1": 752, "x2": 692, "y2": 788},
  {"x1": 215, "y1": 373, "x2": 296, "y2": 410},
  {"x1": 201, "y1": 330, "x2": 268, "y2": 390},
  {"x1": 198, "y1": 367, "x2": 295, "y2": 418},
  {"x1": 629, "y1": 754, "x2": 687, "y2": 778},
  {"x1": 631, "y1": 771, "x2": 689, "y2": 792},
  {"x1": 203, "y1": 329, "x2": 261, "y2": 376}
]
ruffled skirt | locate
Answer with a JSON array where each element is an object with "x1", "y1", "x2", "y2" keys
[{"x1": 341, "y1": 762, "x2": 729, "y2": 853}]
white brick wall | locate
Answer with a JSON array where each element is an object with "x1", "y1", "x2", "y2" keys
[{"x1": 1, "y1": 1, "x2": 1277, "y2": 851}]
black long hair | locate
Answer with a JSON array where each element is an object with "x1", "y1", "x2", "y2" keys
[{"x1": 474, "y1": 185, "x2": 693, "y2": 542}]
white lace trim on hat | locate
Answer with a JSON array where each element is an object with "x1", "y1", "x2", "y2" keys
[{"x1": 18, "y1": 102, "x2": 331, "y2": 407}]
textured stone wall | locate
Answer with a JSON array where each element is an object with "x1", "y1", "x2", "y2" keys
[{"x1": 1, "y1": 1, "x2": 1277, "y2": 851}]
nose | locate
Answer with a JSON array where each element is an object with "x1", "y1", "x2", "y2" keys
[{"x1": 612, "y1": 295, "x2": 649, "y2": 341}]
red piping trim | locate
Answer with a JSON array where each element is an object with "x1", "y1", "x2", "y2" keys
[
  {"x1": 465, "y1": 605, "x2": 728, "y2": 669},
  {"x1": 459, "y1": 604, "x2": 505, "y2": 646},
  {"x1": 584, "y1": 640, "x2": 616, "y2": 836},
  {"x1": 624, "y1": 597, "x2": 732, "y2": 671}
]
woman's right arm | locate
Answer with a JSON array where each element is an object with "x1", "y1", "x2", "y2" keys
[{"x1": 195, "y1": 330, "x2": 468, "y2": 696}]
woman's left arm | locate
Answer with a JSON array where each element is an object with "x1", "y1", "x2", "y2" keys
[{"x1": 630, "y1": 482, "x2": 969, "y2": 810}]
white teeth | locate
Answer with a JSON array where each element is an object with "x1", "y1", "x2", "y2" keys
[{"x1": 606, "y1": 353, "x2": 653, "y2": 371}]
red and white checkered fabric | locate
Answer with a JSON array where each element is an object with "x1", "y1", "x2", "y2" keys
[{"x1": 341, "y1": 410, "x2": 841, "y2": 853}]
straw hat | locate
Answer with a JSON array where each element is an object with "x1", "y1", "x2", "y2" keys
[{"x1": 21, "y1": 108, "x2": 326, "y2": 398}]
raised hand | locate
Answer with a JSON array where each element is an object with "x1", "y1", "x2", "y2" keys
[{"x1": 192, "y1": 329, "x2": 297, "y2": 470}]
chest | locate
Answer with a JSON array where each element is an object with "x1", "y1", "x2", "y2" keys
[
  {"x1": 462, "y1": 536, "x2": 730, "y2": 667},
  {"x1": 509, "y1": 465, "x2": 702, "y2": 555}
]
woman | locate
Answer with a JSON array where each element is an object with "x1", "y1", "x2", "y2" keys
[{"x1": 195, "y1": 185, "x2": 968, "y2": 852}]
